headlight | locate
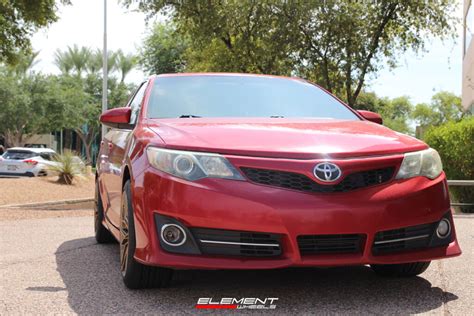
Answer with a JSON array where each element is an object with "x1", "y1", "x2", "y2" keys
[
  {"x1": 146, "y1": 147, "x2": 244, "y2": 181},
  {"x1": 395, "y1": 148, "x2": 443, "y2": 180}
]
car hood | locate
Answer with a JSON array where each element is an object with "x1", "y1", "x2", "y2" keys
[{"x1": 147, "y1": 118, "x2": 426, "y2": 159}]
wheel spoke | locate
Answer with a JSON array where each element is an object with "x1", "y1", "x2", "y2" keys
[{"x1": 119, "y1": 197, "x2": 129, "y2": 273}]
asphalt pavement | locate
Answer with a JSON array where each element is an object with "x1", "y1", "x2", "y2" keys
[{"x1": 0, "y1": 213, "x2": 473, "y2": 315}]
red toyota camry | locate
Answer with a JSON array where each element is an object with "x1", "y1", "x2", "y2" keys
[{"x1": 96, "y1": 73, "x2": 461, "y2": 289}]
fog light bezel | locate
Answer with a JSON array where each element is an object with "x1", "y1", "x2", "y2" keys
[
  {"x1": 161, "y1": 223, "x2": 187, "y2": 246},
  {"x1": 436, "y1": 218, "x2": 451, "y2": 239}
]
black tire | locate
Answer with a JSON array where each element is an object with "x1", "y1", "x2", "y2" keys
[
  {"x1": 120, "y1": 180, "x2": 173, "y2": 289},
  {"x1": 371, "y1": 261, "x2": 431, "y2": 277},
  {"x1": 38, "y1": 170, "x2": 48, "y2": 177},
  {"x1": 94, "y1": 180, "x2": 115, "y2": 243}
]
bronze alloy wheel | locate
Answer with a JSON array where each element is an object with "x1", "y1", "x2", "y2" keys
[
  {"x1": 119, "y1": 180, "x2": 173, "y2": 289},
  {"x1": 119, "y1": 193, "x2": 130, "y2": 276}
]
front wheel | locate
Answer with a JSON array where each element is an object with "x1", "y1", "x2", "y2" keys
[
  {"x1": 120, "y1": 180, "x2": 173, "y2": 289},
  {"x1": 371, "y1": 261, "x2": 431, "y2": 277}
]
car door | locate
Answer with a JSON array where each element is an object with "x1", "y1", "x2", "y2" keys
[{"x1": 102, "y1": 82, "x2": 148, "y2": 228}]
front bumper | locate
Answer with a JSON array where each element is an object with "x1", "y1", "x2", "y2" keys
[{"x1": 132, "y1": 166, "x2": 461, "y2": 270}]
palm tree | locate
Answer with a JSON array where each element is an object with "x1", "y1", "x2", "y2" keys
[
  {"x1": 67, "y1": 45, "x2": 91, "y2": 77},
  {"x1": 54, "y1": 49, "x2": 74, "y2": 75},
  {"x1": 12, "y1": 51, "x2": 40, "y2": 76},
  {"x1": 88, "y1": 49, "x2": 118, "y2": 75},
  {"x1": 86, "y1": 49, "x2": 103, "y2": 74},
  {"x1": 115, "y1": 50, "x2": 137, "y2": 83}
]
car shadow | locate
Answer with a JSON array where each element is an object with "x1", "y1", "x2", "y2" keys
[{"x1": 56, "y1": 237, "x2": 457, "y2": 314}]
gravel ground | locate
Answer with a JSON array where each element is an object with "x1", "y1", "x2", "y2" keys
[
  {"x1": 0, "y1": 212, "x2": 472, "y2": 315},
  {"x1": 0, "y1": 177, "x2": 94, "y2": 206}
]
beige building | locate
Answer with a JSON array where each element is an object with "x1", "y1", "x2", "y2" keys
[{"x1": 463, "y1": 0, "x2": 474, "y2": 113}]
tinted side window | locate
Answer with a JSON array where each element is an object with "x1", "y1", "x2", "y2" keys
[
  {"x1": 129, "y1": 82, "x2": 148, "y2": 124},
  {"x1": 40, "y1": 153, "x2": 54, "y2": 160}
]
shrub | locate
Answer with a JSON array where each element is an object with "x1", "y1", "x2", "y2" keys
[
  {"x1": 423, "y1": 117, "x2": 474, "y2": 212},
  {"x1": 48, "y1": 151, "x2": 86, "y2": 185}
]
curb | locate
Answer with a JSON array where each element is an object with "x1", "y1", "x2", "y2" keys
[
  {"x1": 453, "y1": 214, "x2": 474, "y2": 218},
  {"x1": 0, "y1": 198, "x2": 94, "y2": 209}
]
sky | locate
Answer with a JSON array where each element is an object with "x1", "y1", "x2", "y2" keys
[{"x1": 31, "y1": 0, "x2": 464, "y2": 105}]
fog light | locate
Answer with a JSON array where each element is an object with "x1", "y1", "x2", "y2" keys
[
  {"x1": 161, "y1": 224, "x2": 187, "y2": 246},
  {"x1": 436, "y1": 219, "x2": 451, "y2": 239}
]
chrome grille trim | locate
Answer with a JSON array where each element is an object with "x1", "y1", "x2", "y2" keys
[
  {"x1": 199, "y1": 239, "x2": 280, "y2": 247},
  {"x1": 373, "y1": 234, "x2": 430, "y2": 245}
]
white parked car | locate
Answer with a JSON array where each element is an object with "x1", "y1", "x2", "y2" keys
[{"x1": 0, "y1": 147, "x2": 58, "y2": 177}]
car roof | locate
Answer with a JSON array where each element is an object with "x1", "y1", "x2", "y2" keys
[
  {"x1": 149, "y1": 72, "x2": 306, "y2": 82},
  {"x1": 6, "y1": 147, "x2": 56, "y2": 153}
]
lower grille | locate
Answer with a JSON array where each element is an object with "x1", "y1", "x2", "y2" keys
[
  {"x1": 297, "y1": 234, "x2": 364, "y2": 255},
  {"x1": 191, "y1": 228, "x2": 282, "y2": 257},
  {"x1": 372, "y1": 222, "x2": 436, "y2": 254},
  {"x1": 240, "y1": 167, "x2": 395, "y2": 193}
]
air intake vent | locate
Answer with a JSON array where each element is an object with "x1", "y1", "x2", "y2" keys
[
  {"x1": 372, "y1": 223, "x2": 435, "y2": 254},
  {"x1": 191, "y1": 228, "x2": 282, "y2": 257},
  {"x1": 297, "y1": 234, "x2": 364, "y2": 255}
]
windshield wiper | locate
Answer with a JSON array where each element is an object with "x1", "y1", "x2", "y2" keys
[{"x1": 179, "y1": 115, "x2": 202, "y2": 118}]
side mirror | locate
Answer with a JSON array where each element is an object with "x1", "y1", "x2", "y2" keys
[
  {"x1": 100, "y1": 107, "x2": 133, "y2": 129},
  {"x1": 357, "y1": 110, "x2": 383, "y2": 125}
]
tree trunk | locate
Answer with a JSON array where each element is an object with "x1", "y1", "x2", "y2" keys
[
  {"x1": 75, "y1": 129, "x2": 94, "y2": 165},
  {"x1": 4, "y1": 130, "x2": 24, "y2": 147}
]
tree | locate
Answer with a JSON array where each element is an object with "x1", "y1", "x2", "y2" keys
[
  {"x1": 54, "y1": 50, "x2": 74, "y2": 75},
  {"x1": 0, "y1": 0, "x2": 70, "y2": 64},
  {"x1": 52, "y1": 46, "x2": 136, "y2": 163},
  {"x1": 0, "y1": 71, "x2": 67, "y2": 147},
  {"x1": 378, "y1": 96, "x2": 413, "y2": 135},
  {"x1": 128, "y1": 0, "x2": 457, "y2": 106},
  {"x1": 413, "y1": 91, "x2": 465, "y2": 127},
  {"x1": 357, "y1": 91, "x2": 413, "y2": 134},
  {"x1": 139, "y1": 23, "x2": 188, "y2": 74},
  {"x1": 116, "y1": 50, "x2": 137, "y2": 82}
]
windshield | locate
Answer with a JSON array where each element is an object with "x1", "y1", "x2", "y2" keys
[{"x1": 147, "y1": 75, "x2": 359, "y2": 120}]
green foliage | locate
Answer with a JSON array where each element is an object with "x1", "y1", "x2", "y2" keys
[
  {"x1": 128, "y1": 0, "x2": 457, "y2": 106},
  {"x1": 356, "y1": 91, "x2": 413, "y2": 135},
  {"x1": 116, "y1": 50, "x2": 138, "y2": 82},
  {"x1": 0, "y1": 71, "x2": 69, "y2": 146},
  {"x1": 48, "y1": 151, "x2": 85, "y2": 185},
  {"x1": 139, "y1": 23, "x2": 188, "y2": 74},
  {"x1": 52, "y1": 46, "x2": 137, "y2": 163},
  {"x1": 423, "y1": 118, "x2": 474, "y2": 212},
  {"x1": 0, "y1": 48, "x2": 137, "y2": 163},
  {"x1": 0, "y1": 0, "x2": 70, "y2": 64},
  {"x1": 413, "y1": 91, "x2": 465, "y2": 127}
]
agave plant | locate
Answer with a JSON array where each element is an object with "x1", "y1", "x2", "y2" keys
[{"x1": 48, "y1": 151, "x2": 86, "y2": 185}]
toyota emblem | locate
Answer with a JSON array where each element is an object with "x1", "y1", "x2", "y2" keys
[{"x1": 313, "y1": 162, "x2": 342, "y2": 182}]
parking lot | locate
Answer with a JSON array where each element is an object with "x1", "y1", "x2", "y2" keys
[{"x1": 0, "y1": 209, "x2": 472, "y2": 315}]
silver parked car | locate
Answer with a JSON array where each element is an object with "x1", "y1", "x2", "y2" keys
[{"x1": 0, "y1": 147, "x2": 58, "y2": 177}]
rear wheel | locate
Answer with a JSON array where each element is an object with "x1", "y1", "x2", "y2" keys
[
  {"x1": 371, "y1": 261, "x2": 431, "y2": 277},
  {"x1": 120, "y1": 180, "x2": 173, "y2": 289},
  {"x1": 37, "y1": 170, "x2": 48, "y2": 177},
  {"x1": 94, "y1": 180, "x2": 115, "y2": 243}
]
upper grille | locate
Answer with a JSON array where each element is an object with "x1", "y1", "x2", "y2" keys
[
  {"x1": 297, "y1": 234, "x2": 364, "y2": 255},
  {"x1": 372, "y1": 222, "x2": 435, "y2": 254},
  {"x1": 240, "y1": 167, "x2": 395, "y2": 193},
  {"x1": 191, "y1": 228, "x2": 282, "y2": 257}
]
